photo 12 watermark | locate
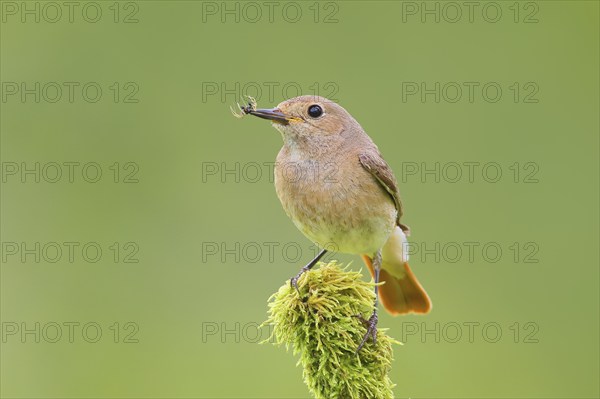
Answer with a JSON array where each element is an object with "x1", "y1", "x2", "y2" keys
[
  {"x1": 407, "y1": 241, "x2": 540, "y2": 264},
  {"x1": 1, "y1": 321, "x2": 140, "y2": 343},
  {"x1": 1, "y1": 1, "x2": 140, "y2": 23},
  {"x1": 1, "y1": 162, "x2": 140, "y2": 184},
  {"x1": 1, "y1": 241, "x2": 140, "y2": 264},
  {"x1": 201, "y1": 81, "x2": 340, "y2": 104},
  {"x1": 201, "y1": 161, "x2": 340, "y2": 185},
  {"x1": 401, "y1": 81, "x2": 540, "y2": 104},
  {"x1": 399, "y1": 1, "x2": 540, "y2": 24},
  {"x1": 201, "y1": 240, "x2": 338, "y2": 264},
  {"x1": 399, "y1": 321, "x2": 540, "y2": 344},
  {"x1": 399, "y1": 161, "x2": 540, "y2": 184},
  {"x1": 200, "y1": 1, "x2": 340, "y2": 24},
  {"x1": 1, "y1": 82, "x2": 140, "y2": 103}
]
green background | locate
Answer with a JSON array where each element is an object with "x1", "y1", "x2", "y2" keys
[{"x1": 1, "y1": 1, "x2": 598, "y2": 398}]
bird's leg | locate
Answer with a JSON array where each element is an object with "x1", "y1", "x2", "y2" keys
[
  {"x1": 356, "y1": 249, "x2": 382, "y2": 352},
  {"x1": 290, "y1": 248, "x2": 328, "y2": 296}
]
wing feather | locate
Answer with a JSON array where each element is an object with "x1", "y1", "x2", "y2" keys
[{"x1": 358, "y1": 152, "x2": 410, "y2": 234}]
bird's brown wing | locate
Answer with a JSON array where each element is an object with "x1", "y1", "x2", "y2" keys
[{"x1": 358, "y1": 152, "x2": 410, "y2": 234}]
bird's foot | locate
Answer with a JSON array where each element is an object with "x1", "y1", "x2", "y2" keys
[
  {"x1": 290, "y1": 266, "x2": 309, "y2": 296},
  {"x1": 354, "y1": 309, "x2": 378, "y2": 352}
]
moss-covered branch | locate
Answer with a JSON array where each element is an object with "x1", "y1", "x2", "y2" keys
[{"x1": 263, "y1": 261, "x2": 399, "y2": 399}]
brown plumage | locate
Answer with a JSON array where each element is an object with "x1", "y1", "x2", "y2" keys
[{"x1": 246, "y1": 95, "x2": 431, "y2": 316}]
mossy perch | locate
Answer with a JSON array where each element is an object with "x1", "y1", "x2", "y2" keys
[{"x1": 263, "y1": 261, "x2": 399, "y2": 399}]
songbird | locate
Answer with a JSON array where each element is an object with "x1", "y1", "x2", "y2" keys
[{"x1": 241, "y1": 95, "x2": 431, "y2": 349}]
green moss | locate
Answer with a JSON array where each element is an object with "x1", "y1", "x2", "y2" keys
[{"x1": 262, "y1": 261, "x2": 399, "y2": 399}]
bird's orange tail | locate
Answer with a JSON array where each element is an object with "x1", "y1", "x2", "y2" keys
[{"x1": 362, "y1": 255, "x2": 431, "y2": 315}]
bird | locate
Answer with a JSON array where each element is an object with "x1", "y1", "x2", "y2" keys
[{"x1": 241, "y1": 95, "x2": 431, "y2": 350}]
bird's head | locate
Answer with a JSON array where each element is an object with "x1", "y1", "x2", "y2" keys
[{"x1": 247, "y1": 96, "x2": 361, "y2": 146}]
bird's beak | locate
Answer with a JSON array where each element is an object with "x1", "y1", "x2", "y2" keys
[{"x1": 248, "y1": 108, "x2": 293, "y2": 124}]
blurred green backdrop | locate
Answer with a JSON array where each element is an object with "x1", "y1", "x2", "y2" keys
[{"x1": 1, "y1": 1, "x2": 598, "y2": 398}]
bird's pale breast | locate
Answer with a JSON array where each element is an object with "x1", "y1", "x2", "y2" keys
[{"x1": 274, "y1": 150, "x2": 397, "y2": 255}]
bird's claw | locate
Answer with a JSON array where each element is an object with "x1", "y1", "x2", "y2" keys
[
  {"x1": 290, "y1": 267, "x2": 307, "y2": 296},
  {"x1": 355, "y1": 310, "x2": 378, "y2": 352}
]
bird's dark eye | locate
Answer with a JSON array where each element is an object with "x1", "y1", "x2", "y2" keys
[{"x1": 307, "y1": 104, "x2": 323, "y2": 118}]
